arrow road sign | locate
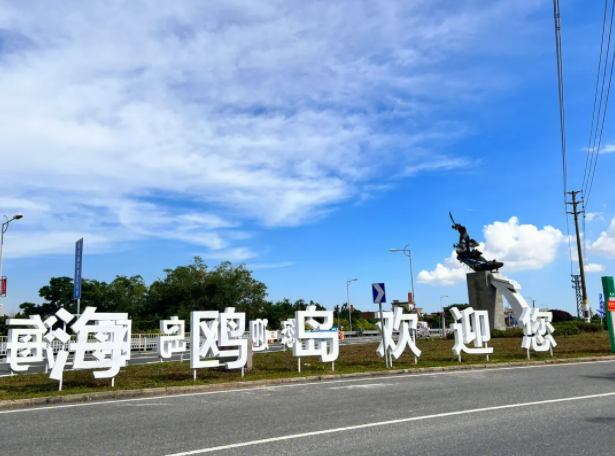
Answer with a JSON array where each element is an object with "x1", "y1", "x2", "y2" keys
[{"x1": 372, "y1": 283, "x2": 386, "y2": 304}]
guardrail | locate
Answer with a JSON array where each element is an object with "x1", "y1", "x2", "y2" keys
[{"x1": 0, "y1": 328, "x2": 448, "y2": 357}]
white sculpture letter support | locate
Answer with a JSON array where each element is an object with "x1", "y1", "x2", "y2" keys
[
  {"x1": 293, "y1": 306, "x2": 338, "y2": 363},
  {"x1": 280, "y1": 319, "x2": 296, "y2": 349},
  {"x1": 159, "y1": 316, "x2": 186, "y2": 359},
  {"x1": 249, "y1": 319, "x2": 268, "y2": 352},
  {"x1": 521, "y1": 308, "x2": 556, "y2": 353},
  {"x1": 376, "y1": 307, "x2": 422, "y2": 361},
  {"x1": 450, "y1": 307, "x2": 493, "y2": 360},
  {"x1": 6, "y1": 315, "x2": 47, "y2": 373},
  {"x1": 191, "y1": 308, "x2": 248, "y2": 370}
]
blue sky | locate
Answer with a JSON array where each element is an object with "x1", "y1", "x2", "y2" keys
[{"x1": 0, "y1": 0, "x2": 614, "y2": 316}]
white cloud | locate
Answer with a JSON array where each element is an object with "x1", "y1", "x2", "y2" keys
[
  {"x1": 247, "y1": 261, "x2": 295, "y2": 270},
  {"x1": 585, "y1": 212, "x2": 603, "y2": 222},
  {"x1": 585, "y1": 263, "x2": 606, "y2": 273},
  {"x1": 417, "y1": 251, "x2": 469, "y2": 287},
  {"x1": 418, "y1": 217, "x2": 564, "y2": 287},
  {"x1": 586, "y1": 143, "x2": 615, "y2": 154},
  {"x1": 0, "y1": 0, "x2": 546, "y2": 259},
  {"x1": 589, "y1": 216, "x2": 615, "y2": 258}
]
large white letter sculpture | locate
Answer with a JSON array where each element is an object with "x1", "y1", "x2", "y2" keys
[
  {"x1": 6, "y1": 315, "x2": 47, "y2": 372},
  {"x1": 520, "y1": 308, "x2": 556, "y2": 355},
  {"x1": 280, "y1": 319, "x2": 296, "y2": 350},
  {"x1": 376, "y1": 307, "x2": 422, "y2": 365},
  {"x1": 450, "y1": 307, "x2": 493, "y2": 362},
  {"x1": 6, "y1": 307, "x2": 131, "y2": 389},
  {"x1": 249, "y1": 319, "x2": 268, "y2": 352},
  {"x1": 293, "y1": 306, "x2": 338, "y2": 371},
  {"x1": 159, "y1": 316, "x2": 186, "y2": 359},
  {"x1": 190, "y1": 308, "x2": 247, "y2": 377},
  {"x1": 69, "y1": 307, "x2": 132, "y2": 381}
]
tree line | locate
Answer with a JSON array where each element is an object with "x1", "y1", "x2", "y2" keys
[{"x1": 1, "y1": 257, "x2": 348, "y2": 334}]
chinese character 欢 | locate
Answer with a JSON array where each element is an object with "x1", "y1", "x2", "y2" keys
[{"x1": 376, "y1": 307, "x2": 421, "y2": 363}]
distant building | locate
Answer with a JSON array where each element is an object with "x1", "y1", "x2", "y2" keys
[{"x1": 361, "y1": 311, "x2": 377, "y2": 319}]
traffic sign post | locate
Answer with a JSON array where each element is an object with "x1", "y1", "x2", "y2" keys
[
  {"x1": 74, "y1": 238, "x2": 83, "y2": 315},
  {"x1": 372, "y1": 283, "x2": 388, "y2": 368},
  {"x1": 601, "y1": 277, "x2": 615, "y2": 353}
]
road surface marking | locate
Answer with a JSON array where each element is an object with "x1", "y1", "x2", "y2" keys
[
  {"x1": 0, "y1": 359, "x2": 613, "y2": 414},
  {"x1": 164, "y1": 391, "x2": 615, "y2": 455}
]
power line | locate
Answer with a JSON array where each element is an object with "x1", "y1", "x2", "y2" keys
[
  {"x1": 552, "y1": 0, "x2": 574, "y2": 275},
  {"x1": 585, "y1": 0, "x2": 615, "y2": 209},
  {"x1": 581, "y1": 0, "x2": 609, "y2": 193}
]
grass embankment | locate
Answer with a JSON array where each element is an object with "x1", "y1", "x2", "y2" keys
[{"x1": 0, "y1": 332, "x2": 611, "y2": 401}]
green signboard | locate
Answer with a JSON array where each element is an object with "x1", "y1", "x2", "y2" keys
[{"x1": 602, "y1": 276, "x2": 615, "y2": 353}]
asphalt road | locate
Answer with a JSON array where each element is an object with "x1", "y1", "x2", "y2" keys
[
  {"x1": 1, "y1": 359, "x2": 614, "y2": 455},
  {"x1": 0, "y1": 336, "x2": 385, "y2": 376}
]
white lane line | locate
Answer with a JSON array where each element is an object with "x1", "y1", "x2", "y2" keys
[
  {"x1": 0, "y1": 359, "x2": 613, "y2": 414},
  {"x1": 165, "y1": 391, "x2": 615, "y2": 455}
]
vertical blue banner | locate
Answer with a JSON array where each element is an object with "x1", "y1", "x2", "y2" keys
[{"x1": 73, "y1": 238, "x2": 83, "y2": 300}]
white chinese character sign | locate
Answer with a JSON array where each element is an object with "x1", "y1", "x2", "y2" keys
[
  {"x1": 376, "y1": 307, "x2": 421, "y2": 365},
  {"x1": 249, "y1": 319, "x2": 268, "y2": 352},
  {"x1": 450, "y1": 307, "x2": 493, "y2": 362},
  {"x1": 159, "y1": 316, "x2": 186, "y2": 360},
  {"x1": 293, "y1": 306, "x2": 338, "y2": 372},
  {"x1": 6, "y1": 315, "x2": 47, "y2": 373},
  {"x1": 520, "y1": 308, "x2": 556, "y2": 356},
  {"x1": 280, "y1": 319, "x2": 296, "y2": 350},
  {"x1": 7, "y1": 307, "x2": 132, "y2": 390},
  {"x1": 190, "y1": 308, "x2": 247, "y2": 378}
]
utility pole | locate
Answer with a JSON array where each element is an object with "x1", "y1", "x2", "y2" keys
[
  {"x1": 571, "y1": 274, "x2": 583, "y2": 318},
  {"x1": 567, "y1": 191, "x2": 590, "y2": 322}
]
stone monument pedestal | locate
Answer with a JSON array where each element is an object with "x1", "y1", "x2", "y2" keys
[{"x1": 467, "y1": 271, "x2": 505, "y2": 330}]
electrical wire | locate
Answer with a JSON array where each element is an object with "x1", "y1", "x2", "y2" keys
[
  {"x1": 552, "y1": 0, "x2": 574, "y2": 275},
  {"x1": 585, "y1": 0, "x2": 615, "y2": 209},
  {"x1": 581, "y1": 0, "x2": 609, "y2": 193}
]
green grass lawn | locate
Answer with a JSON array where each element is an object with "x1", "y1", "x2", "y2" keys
[{"x1": 0, "y1": 332, "x2": 611, "y2": 401}]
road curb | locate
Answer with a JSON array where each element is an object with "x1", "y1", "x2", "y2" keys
[{"x1": 1, "y1": 355, "x2": 614, "y2": 409}]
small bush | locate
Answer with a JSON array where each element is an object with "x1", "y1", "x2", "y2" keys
[{"x1": 491, "y1": 328, "x2": 524, "y2": 338}]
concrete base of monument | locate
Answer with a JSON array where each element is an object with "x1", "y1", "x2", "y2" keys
[{"x1": 467, "y1": 271, "x2": 506, "y2": 330}]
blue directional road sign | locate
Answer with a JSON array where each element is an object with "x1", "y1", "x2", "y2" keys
[
  {"x1": 73, "y1": 238, "x2": 83, "y2": 300},
  {"x1": 372, "y1": 283, "x2": 386, "y2": 304}
]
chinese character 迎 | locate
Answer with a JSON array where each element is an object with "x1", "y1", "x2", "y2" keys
[{"x1": 450, "y1": 307, "x2": 493, "y2": 361}]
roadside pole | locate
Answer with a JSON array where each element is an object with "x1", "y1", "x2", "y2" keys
[
  {"x1": 601, "y1": 277, "x2": 615, "y2": 353},
  {"x1": 372, "y1": 283, "x2": 388, "y2": 368},
  {"x1": 74, "y1": 238, "x2": 83, "y2": 315}
]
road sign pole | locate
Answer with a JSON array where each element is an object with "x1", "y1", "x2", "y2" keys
[
  {"x1": 379, "y1": 302, "x2": 388, "y2": 368},
  {"x1": 601, "y1": 277, "x2": 615, "y2": 353}
]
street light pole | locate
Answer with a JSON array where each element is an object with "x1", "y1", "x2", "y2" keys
[
  {"x1": 390, "y1": 246, "x2": 415, "y2": 306},
  {"x1": 346, "y1": 278, "x2": 358, "y2": 332},
  {"x1": 0, "y1": 214, "x2": 24, "y2": 313}
]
